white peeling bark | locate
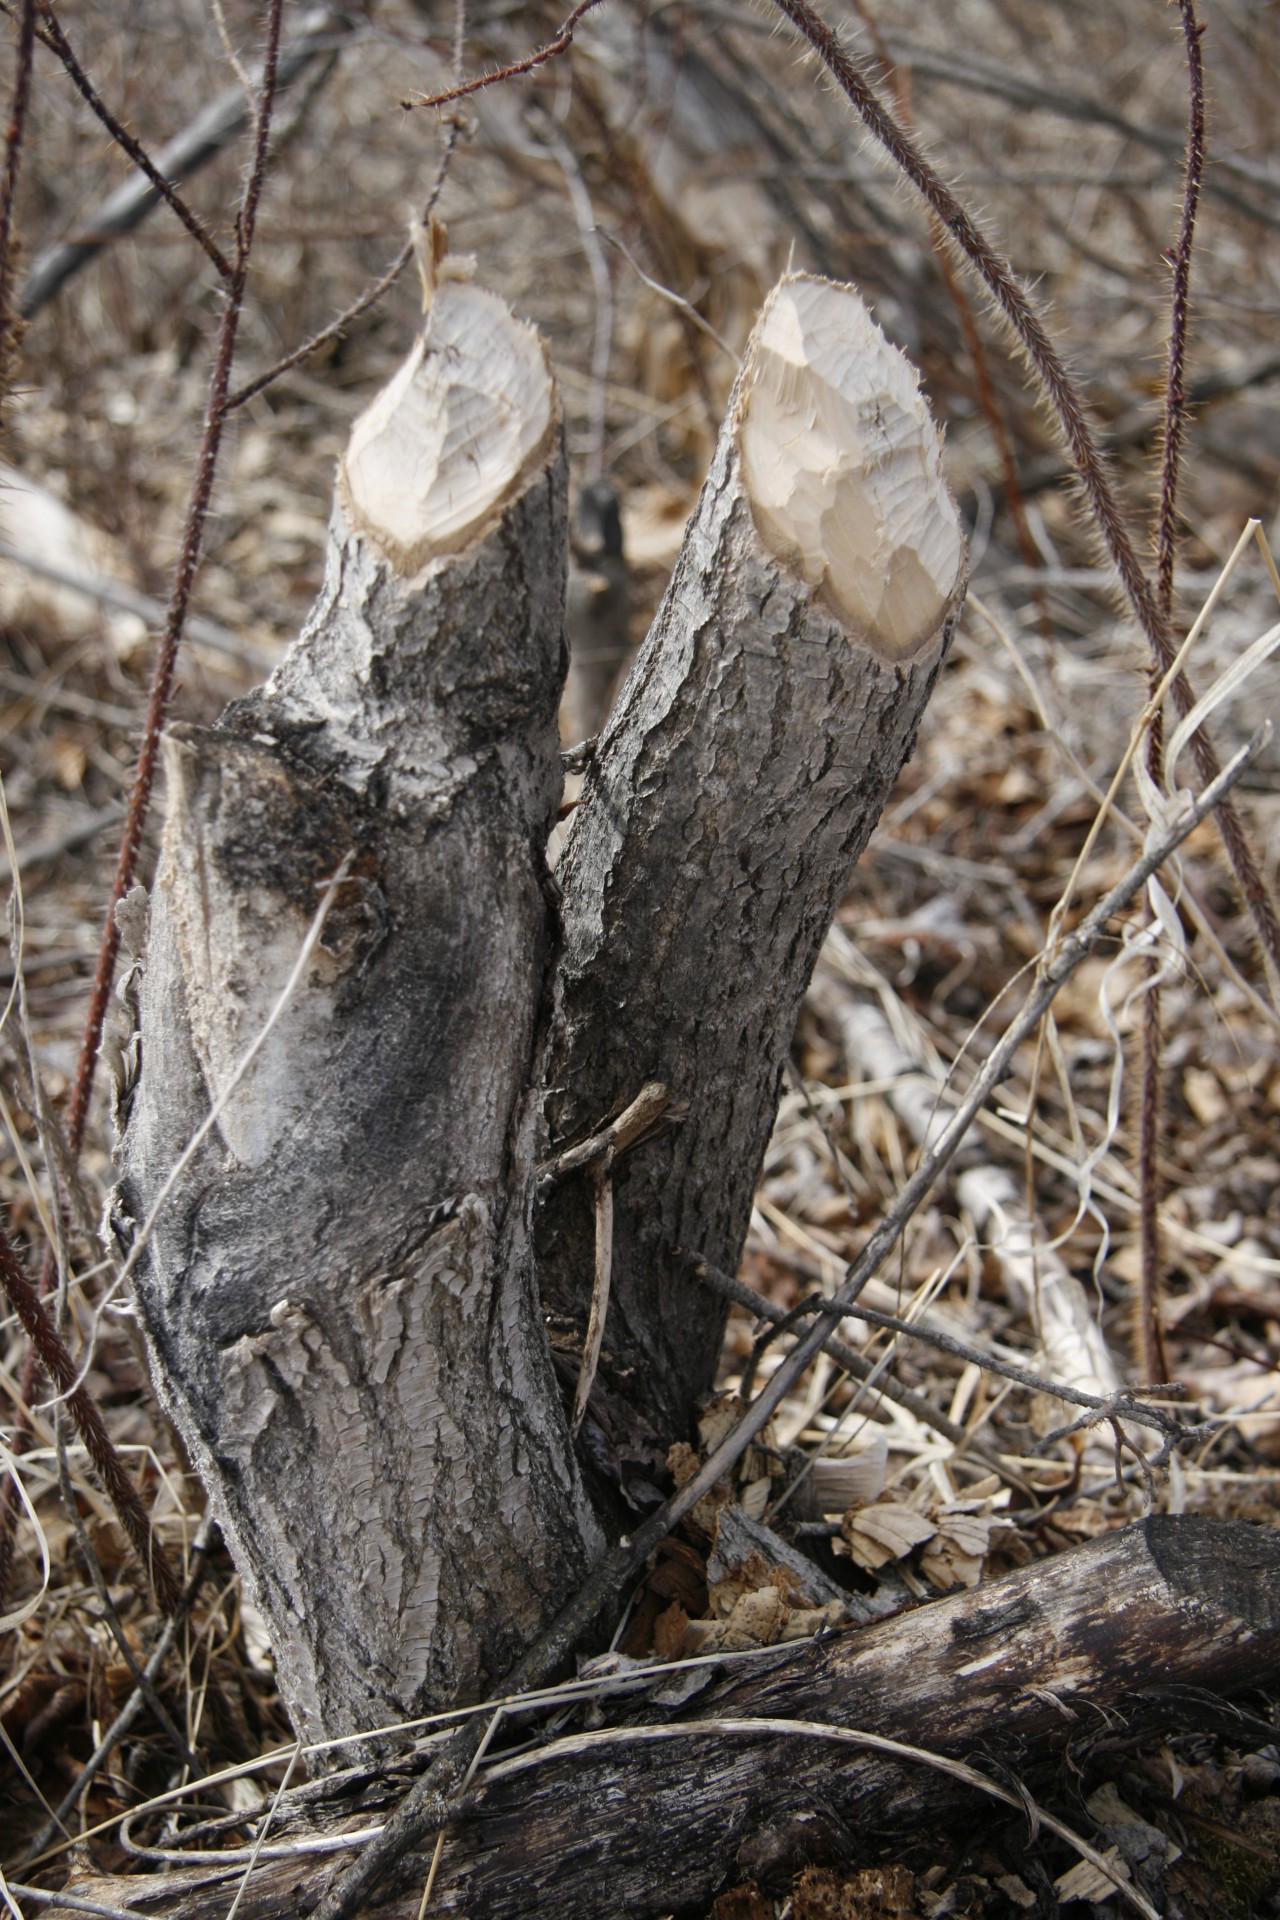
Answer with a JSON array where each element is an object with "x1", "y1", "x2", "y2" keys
[
  {"x1": 115, "y1": 280, "x2": 600, "y2": 1749},
  {"x1": 540, "y1": 274, "x2": 967, "y2": 1444}
]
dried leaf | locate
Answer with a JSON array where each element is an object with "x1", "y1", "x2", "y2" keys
[
  {"x1": 842, "y1": 1500, "x2": 937, "y2": 1570},
  {"x1": 652, "y1": 1600, "x2": 690, "y2": 1661},
  {"x1": 920, "y1": 1510, "x2": 996, "y2": 1589}
]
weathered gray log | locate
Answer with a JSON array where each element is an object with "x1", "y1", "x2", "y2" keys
[
  {"x1": 40, "y1": 1518, "x2": 1280, "y2": 1918},
  {"x1": 114, "y1": 274, "x2": 601, "y2": 1749},
  {"x1": 539, "y1": 273, "x2": 967, "y2": 1441}
]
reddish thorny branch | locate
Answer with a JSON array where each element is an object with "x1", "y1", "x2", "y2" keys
[
  {"x1": 0, "y1": 0, "x2": 287, "y2": 1611},
  {"x1": 1137, "y1": 0, "x2": 1208, "y2": 1387},
  {"x1": 400, "y1": 0, "x2": 607, "y2": 111},
  {"x1": 768, "y1": 0, "x2": 1280, "y2": 982},
  {"x1": 34, "y1": 2, "x2": 232, "y2": 279}
]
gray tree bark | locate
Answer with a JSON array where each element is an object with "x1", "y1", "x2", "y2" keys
[
  {"x1": 115, "y1": 267, "x2": 965, "y2": 1746},
  {"x1": 115, "y1": 276, "x2": 601, "y2": 1750},
  {"x1": 540, "y1": 275, "x2": 966, "y2": 1440}
]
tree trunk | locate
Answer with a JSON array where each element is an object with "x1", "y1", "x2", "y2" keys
[
  {"x1": 115, "y1": 267, "x2": 965, "y2": 1746},
  {"x1": 115, "y1": 275, "x2": 600, "y2": 1750},
  {"x1": 39, "y1": 1518, "x2": 1280, "y2": 1919},
  {"x1": 540, "y1": 275, "x2": 966, "y2": 1441}
]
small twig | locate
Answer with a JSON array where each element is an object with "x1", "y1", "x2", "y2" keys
[
  {"x1": 209, "y1": 0, "x2": 255, "y2": 99},
  {"x1": 685, "y1": 1257, "x2": 1200, "y2": 1449},
  {"x1": 536, "y1": 1080, "x2": 674, "y2": 1193},
  {"x1": 599, "y1": 227, "x2": 741, "y2": 364},
  {"x1": 694, "y1": 1254, "x2": 1002, "y2": 1456},
  {"x1": 314, "y1": 732, "x2": 1265, "y2": 1920},
  {"x1": 19, "y1": 1518, "x2": 217, "y2": 1867},
  {"x1": 0, "y1": 802, "x2": 123, "y2": 887},
  {"x1": 0, "y1": 1223, "x2": 183, "y2": 1612},
  {"x1": 226, "y1": 72, "x2": 462, "y2": 413},
  {"x1": 18, "y1": 3, "x2": 341, "y2": 317},
  {"x1": 531, "y1": 106, "x2": 612, "y2": 480},
  {"x1": 52, "y1": 1401, "x2": 201, "y2": 1770},
  {"x1": 35, "y1": 3, "x2": 231, "y2": 278},
  {"x1": 549, "y1": 1083, "x2": 676, "y2": 1434},
  {"x1": 0, "y1": 0, "x2": 36, "y2": 409},
  {"x1": 0, "y1": 535, "x2": 273, "y2": 669},
  {"x1": 560, "y1": 735, "x2": 597, "y2": 775},
  {"x1": 571, "y1": 1154, "x2": 614, "y2": 1435},
  {"x1": 1, "y1": 1886, "x2": 144, "y2": 1920},
  {"x1": 401, "y1": 0, "x2": 606, "y2": 111}
]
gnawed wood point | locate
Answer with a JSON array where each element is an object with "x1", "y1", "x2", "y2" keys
[
  {"x1": 736, "y1": 274, "x2": 965, "y2": 661},
  {"x1": 339, "y1": 279, "x2": 556, "y2": 574}
]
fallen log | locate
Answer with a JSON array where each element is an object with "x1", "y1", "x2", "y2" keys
[{"x1": 36, "y1": 1517, "x2": 1280, "y2": 1918}]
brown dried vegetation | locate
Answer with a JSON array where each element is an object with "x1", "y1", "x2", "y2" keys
[{"x1": 1, "y1": 1, "x2": 1278, "y2": 1914}]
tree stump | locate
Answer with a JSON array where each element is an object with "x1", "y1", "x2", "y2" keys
[{"x1": 116, "y1": 267, "x2": 966, "y2": 1745}]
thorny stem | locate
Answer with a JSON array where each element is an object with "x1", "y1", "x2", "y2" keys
[
  {"x1": 226, "y1": 111, "x2": 459, "y2": 412},
  {"x1": 848, "y1": 0, "x2": 1053, "y2": 642},
  {"x1": 0, "y1": 0, "x2": 286, "y2": 1613},
  {"x1": 1156, "y1": 1, "x2": 1206, "y2": 631},
  {"x1": 0, "y1": 1224, "x2": 183, "y2": 1613},
  {"x1": 768, "y1": 0, "x2": 1280, "y2": 984},
  {"x1": 1138, "y1": 0, "x2": 1205, "y2": 1386},
  {"x1": 401, "y1": 0, "x2": 606, "y2": 111},
  {"x1": 312, "y1": 726, "x2": 1265, "y2": 1920},
  {"x1": 68, "y1": 0, "x2": 284, "y2": 1180},
  {"x1": 35, "y1": 3, "x2": 231, "y2": 278},
  {"x1": 227, "y1": 0, "x2": 467, "y2": 415},
  {"x1": 0, "y1": 0, "x2": 36, "y2": 413}
]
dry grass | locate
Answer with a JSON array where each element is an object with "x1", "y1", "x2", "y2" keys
[{"x1": 1, "y1": 0, "x2": 1278, "y2": 1912}]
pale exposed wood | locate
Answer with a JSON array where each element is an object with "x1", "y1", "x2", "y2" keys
[
  {"x1": 539, "y1": 272, "x2": 967, "y2": 1441},
  {"x1": 41, "y1": 1518, "x2": 1280, "y2": 1919},
  {"x1": 339, "y1": 281, "x2": 556, "y2": 574},
  {"x1": 738, "y1": 277, "x2": 965, "y2": 659},
  {"x1": 115, "y1": 279, "x2": 599, "y2": 1750},
  {"x1": 810, "y1": 952, "x2": 1123, "y2": 1417}
]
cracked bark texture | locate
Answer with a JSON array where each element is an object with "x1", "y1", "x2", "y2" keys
[
  {"x1": 116, "y1": 267, "x2": 965, "y2": 1751},
  {"x1": 539, "y1": 274, "x2": 967, "y2": 1442},
  {"x1": 115, "y1": 279, "x2": 600, "y2": 1749}
]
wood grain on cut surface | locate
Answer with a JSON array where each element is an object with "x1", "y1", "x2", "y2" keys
[
  {"x1": 339, "y1": 281, "x2": 556, "y2": 574},
  {"x1": 737, "y1": 275, "x2": 965, "y2": 659}
]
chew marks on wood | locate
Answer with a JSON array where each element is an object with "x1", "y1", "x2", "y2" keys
[
  {"x1": 339, "y1": 279, "x2": 557, "y2": 575},
  {"x1": 736, "y1": 274, "x2": 965, "y2": 662}
]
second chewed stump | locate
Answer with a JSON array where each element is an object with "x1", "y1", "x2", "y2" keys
[{"x1": 541, "y1": 271, "x2": 967, "y2": 1445}]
